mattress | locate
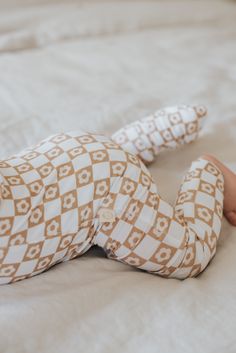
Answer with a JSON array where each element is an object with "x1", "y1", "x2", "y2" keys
[{"x1": 0, "y1": 1, "x2": 236, "y2": 352}]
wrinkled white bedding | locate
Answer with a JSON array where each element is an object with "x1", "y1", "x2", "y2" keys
[{"x1": 0, "y1": 1, "x2": 236, "y2": 352}]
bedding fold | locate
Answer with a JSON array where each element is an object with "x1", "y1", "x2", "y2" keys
[{"x1": 0, "y1": 1, "x2": 235, "y2": 53}]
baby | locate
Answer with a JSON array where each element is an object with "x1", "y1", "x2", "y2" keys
[{"x1": 0, "y1": 105, "x2": 235, "y2": 284}]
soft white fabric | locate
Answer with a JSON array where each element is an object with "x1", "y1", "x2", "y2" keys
[{"x1": 0, "y1": 0, "x2": 236, "y2": 352}]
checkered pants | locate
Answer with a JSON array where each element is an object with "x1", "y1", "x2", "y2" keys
[{"x1": 0, "y1": 105, "x2": 224, "y2": 284}]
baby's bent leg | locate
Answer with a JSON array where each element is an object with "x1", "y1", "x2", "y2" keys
[
  {"x1": 170, "y1": 158, "x2": 224, "y2": 278},
  {"x1": 114, "y1": 158, "x2": 224, "y2": 279}
]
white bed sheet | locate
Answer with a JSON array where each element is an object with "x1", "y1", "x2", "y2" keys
[{"x1": 0, "y1": 1, "x2": 236, "y2": 352}]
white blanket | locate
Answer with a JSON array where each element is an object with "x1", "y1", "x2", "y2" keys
[{"x1": 0, "y1": 1, "x2": 236, "y2": 352}]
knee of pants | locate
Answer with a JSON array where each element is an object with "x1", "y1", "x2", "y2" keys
[{"x1": 168, "y1": 240, "x2": 216, "y2": 280}]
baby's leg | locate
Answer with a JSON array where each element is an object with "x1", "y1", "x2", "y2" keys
[
  {"x1": 106, "y1": 157, "x2": 224, "y2": 279},
  {"x1": 111, "y1": 105, "x2": 207, "y2": 165}
]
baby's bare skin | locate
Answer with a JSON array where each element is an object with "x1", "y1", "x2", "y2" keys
[{"x1": 202, "y1": 154, "x2": 236, "y2": 226}]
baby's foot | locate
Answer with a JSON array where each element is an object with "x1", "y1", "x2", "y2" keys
[
  {"x1": 111, "y1": 105, "x2": 207, "y2": 164},
  {"x1": 202, "y1": 154, "x2": 236, "y2": 226}
]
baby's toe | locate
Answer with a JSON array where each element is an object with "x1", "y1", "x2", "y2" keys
[{"x1": 224, "y1": 210, "x2": 236, "y2": 226}]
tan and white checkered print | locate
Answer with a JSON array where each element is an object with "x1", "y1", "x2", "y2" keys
[
  {"x1": 111, "y1": 105, "x2": 207, "y2": 164},
  {"x1": 0, "y1": 105, "x2": 224, "y2": 284}
]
